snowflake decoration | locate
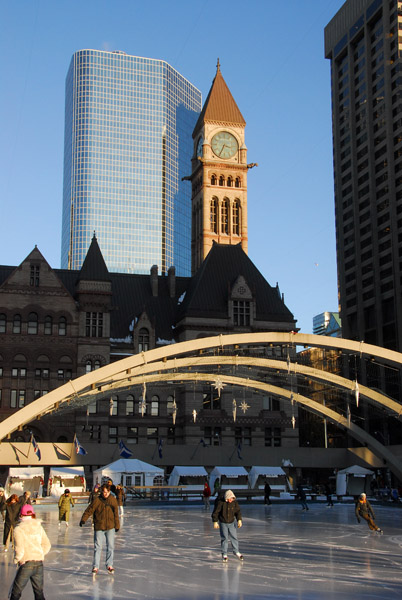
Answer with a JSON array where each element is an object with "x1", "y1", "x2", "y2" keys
[
  {"x1": 213, "y1": 377, "x2": 226, "y2": 397},
  {"x1": 232, "y1": 399, "x2": 237, "y2": 423},
  {"x1": 240, "y1": 400, "x2": 249, "y2": 414}
]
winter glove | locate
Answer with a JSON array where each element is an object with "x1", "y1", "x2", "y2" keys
[
  {"x1": 213, "y1": 522, "x2": 219, "y2": 529},
  {"x1": 79, "y1": 520, "x2": 85, "y2": 527},
  {"x1": 237, "y1": 520, "x2": 242, "y2": 528}
]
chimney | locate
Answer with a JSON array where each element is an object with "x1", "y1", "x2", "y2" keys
[
  {"x1": 150, "y1": 265, "x2": 158, "y2": 297},
  {"x1": 168, "y1": 266, "x2": 176, "y2": 298}
]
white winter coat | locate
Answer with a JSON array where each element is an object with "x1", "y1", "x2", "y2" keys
[{"x1": 13, "y1": 517, "x2": 51, "y2": 564}]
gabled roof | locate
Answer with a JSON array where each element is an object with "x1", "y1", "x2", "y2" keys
[
  {"x1": 177, "y1": 243, "x2": 295, "y2": 324},
  {"x1": 79, "y1": 235, "x2": 110, "y2": 282},
  {"x1": 194, "y1": 62, "x2": 245, "y2": 135}
]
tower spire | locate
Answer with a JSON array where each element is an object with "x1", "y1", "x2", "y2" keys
[{"x1": 216, "y1": 58, "x2": 220, "y2": 73}]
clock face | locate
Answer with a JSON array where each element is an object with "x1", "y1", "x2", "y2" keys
[
  {"x1": 196, "y1": 137, "x2": 203, "y2": 158},
  {"x1": 211, "y1": 131, "x2": 238, "y2": 159}
]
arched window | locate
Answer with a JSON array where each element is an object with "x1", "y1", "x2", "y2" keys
[
  {"x1": 227, "y1": 176, "x2": 233, "y2": 187},
  {"x1": 28, "y1": 312, "x2": 38, "y2": 335},
  {"x1": 233, "y1": 200, "x2": 241, "y2": 235},
  {"x1": 139, "y1": 328, "x2": 149, "y2": 352},
  {"x1": 86, "y1": 360, "x2": 92, "y2": 374},
  {"x1": 44, "y1": 315, "x2": 52, "y2": 335},
  {"x1": 211, "y1": 174, "x2": 217, "y2": 185},
  {"x1": 58, "y1": 316, "x2": 67, "y2": 336},
  {"x1": 13, "y1": 314, "x2": 21, "y2": 334},
  {"x1": 219, "y1": 175, "x2": 225, "y2": 187},
  {"x1": 151, "y1": 395, "x2": 159, "y2": 416},
  {"x1": 94, "y1": 360, "x2": 101, "y2": 370},
  {"x1": 221, "y1": 199, "x2": 229, "y2": 234},
  {"x1": 235, "y1": 177, "x2": 241, "y2": 188},
  {"x1": 210, "y1": 198, "x2": 218, "y2": 233},
  {"x1": 0, "y1": 313, "x2": 5, "y2": 333}
]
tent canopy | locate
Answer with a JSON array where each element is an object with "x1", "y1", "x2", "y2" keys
[
  {"x1": 248, "y1": 466, "x2": 286, "y2": 489},
  {"x1": 210, "y1": 466, "x2": 248, "y2": 479},
  {"x1": 337, "y1": 465, "x2": 374, "y2": 476},
  {"x1": 8, "y1": 467, "x2": 44, "y2": 478},
  {"x1": 168, "y1": 466, "x2": 208, "y2": 486},
  {"x1": 94, "y1": 459, "x2": 163, "y2": 477},
  {"x1": 49, "y1": 466, "x2": 85, "y2": 478}
]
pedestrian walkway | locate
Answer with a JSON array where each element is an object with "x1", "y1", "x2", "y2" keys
[{"x1": 1, "y1": 502, "x2": 402, "y2": 599}]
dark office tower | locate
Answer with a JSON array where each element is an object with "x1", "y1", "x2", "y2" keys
[
  {"x1": 325, "y1": 0, "x2": 402, "y2": 353},
  {"x1": 61, "y1": 50, "x2": 201, "y2": 275}
]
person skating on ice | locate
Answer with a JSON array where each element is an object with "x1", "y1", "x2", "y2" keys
[
  {"x1": 58, "y1": 489, "x2": 75, "y2": 528},
  {"x1": 212, "y1": 489, "x2": 243, "y2": 562},
  {"x1": 355, "y1": 493, "x2": 382, "y2": 533}
]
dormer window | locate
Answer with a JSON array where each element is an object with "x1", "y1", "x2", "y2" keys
[
  {"x1": 139, "y1": 328, "x2": 149, "y2": 352},
  {"x1": 233, "y1": 300, "x2": 250, "y2": 326},
  {"x1": 30, "y1": 265, "x2": 40, "y2": 287}
]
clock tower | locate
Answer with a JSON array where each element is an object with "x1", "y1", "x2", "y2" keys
[{"x1": 190, "y1": 61, "x2": 249, "y2": 274}]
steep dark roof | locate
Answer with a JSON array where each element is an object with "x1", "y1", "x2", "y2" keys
[
  {"x1": 194, "y1": 63, "x2": 246, "y2": 135},
  {"x1": 178, "y1": 243, "x2": 295, "y2": 323},
  {"x1": 79, "y1": 235, "x2": 110, "y2": 282}
]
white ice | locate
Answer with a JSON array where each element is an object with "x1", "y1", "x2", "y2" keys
[{"x1": 1, "y1": 501, "x2": 402, "y2": 599}]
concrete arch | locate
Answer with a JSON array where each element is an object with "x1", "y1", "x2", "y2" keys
[{"x1": 1, "y1": 332, "x2": 402, "y2": 477}]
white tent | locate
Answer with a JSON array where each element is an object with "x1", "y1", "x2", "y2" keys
[
  {"x1": 93, "y1": 459, "x2": 164, "y2": 488},
  {"x1": 5, "y1": 466, "x2": 44, "y2": 499},
  {"x1": 209, "y1": 466, "x2": 248, "y2": 491},
  {"x1": 168, "y1": 466, "x2": 208, "y2": 487},
  {"x1": 336, "y1": 465, "x2": 374, "y2": 496},
  {"x1": 248, "y1": 466, "x2": 287, "y2": 489},
  {"x1": 48, "y1": 466, "x2": 86, "y2": 498}
]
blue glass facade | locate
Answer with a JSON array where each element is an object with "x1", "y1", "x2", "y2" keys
[{"x1": 61, "y1": 50, "x2": 201, "y2": 275}]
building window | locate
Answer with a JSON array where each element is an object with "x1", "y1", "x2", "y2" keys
[
  {"x1": 88, "y1": 402, "x2": 97, "y2": 414},
  {"x1": 233, "y1": 300, "x2": 250, "y2": 326},
  {"x1": 235, "y1": 427, "x2": 251, "y2": 446},
  {"x1": 88, "y1": 425, "x2": 100, "y2": 441},
  {"x1": 204, "y1": 426, "x2": 221, "y2": 446},
  {"x1": 219, "y1": 175, "x2": 225, "y2": 186},
  {"x1": 94, "y1": 360, "x2": 101, "y2": 370},
  {"x1": 232, "y1": 200, "x2": 240, "y2": 235},
  {"x1": 127, "y1": 427, "x2": 138, "y2": 444},
  {"x1": 58, "y1": 316, "x2": 67, "y2": 336},
  {"x1": 30, "y1": 265, "x2": 40, "y2": 287},
  {"x1": 58, "y1": 369, "x2": 72, "y2": 380},
  {"x1": 13, "y1": 315, "x2": 21, "y2": 334},
  {"x1": 211, "y1": 174, "x2": 217, "y2": 185},
  {"x1": 235, "y1": 177, "x2": 241, "y2": 188},
  {"x1": 167, "y1": 426, "x2": 175, "y2": 445},
  {"x1": 10, "y1": 390, "x2": 25, "y2": 408},
  {"x1": 85, "y1": 361, "x2": 92, "y2": 374},
  {"x1": 265, "y1": 427, "x2": 281, "y2": 447},
  {"x1": 110, "y1": 395, "x2": 118, "y2": 416},
  {"x1": 151, "y1": 395, "x2": 159, "y2": 416},
  {"x1": 85, "y1": 312, "x2": 103, "y2": 337},
  {"x1": 12, "y1": 368, "x2": 26, "y2": 378},
  {"x1": 221, "y1": 199, "x2": 229, "y2": 234},
  {"x1": 44, "y1": 316, "x2": 52, "y2": 335},
  {"x1": 203, "y1": 390, "x2": 221, "y2": 410},
  {"x1": 227, "y1": 176, "x2": 233, "y2": 187},
  {"x1": 138, "y1": 328, "x2": 149, "y2": 352},
  {"x1": 0, "y1": 313, "x2": 6, "y2": 333},
  {"x1": 147, "y1": 427, "x2": 158, "y2": 445},
  {"x1": 35, "y1": 368, "x2": 49, "y2": 379},
  {"x1": 167, "y1": 395, "x2": 175, "y2": 415},
  {"x1": 262, "y1": 396, "x2": 280, "y2": 411},
  {"x1": 210, "y1": 198, "x2": 218, "y2": 233},
  {"x1": 126, "y1": 395, "x2": 134, "y2": 416},
  {"x1": 108, "y1": 427, "x2": 117, "y2": 444},
  {"x1": 27, "y1": 312, "x2": 38, "y2": 335}
]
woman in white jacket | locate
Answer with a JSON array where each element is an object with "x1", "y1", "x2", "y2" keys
[{"x1": 9, "y1": 504, "x2": 51, "y2": 600}]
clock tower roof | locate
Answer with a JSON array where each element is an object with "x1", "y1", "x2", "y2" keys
[{"x1": 193, "y1": 61, "x2": 245, "y2": 136}]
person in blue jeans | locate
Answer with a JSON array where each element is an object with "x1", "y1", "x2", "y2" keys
[
  {"x1": 9, "y1": 504, "x2": 51, "y2": 600},
  {"x1": 80, "y1": 483, "x2": 120, "y2": 574},
  {"x1": 212, "y1": 489, "x2": 243, "y2": 562}
]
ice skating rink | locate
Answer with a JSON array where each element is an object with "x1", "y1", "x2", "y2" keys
[{"x1": 1, "y1": 501, "x2": 402, "y2": 599}]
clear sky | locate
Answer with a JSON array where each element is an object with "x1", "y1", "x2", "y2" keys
[{"x1": 0, "y1": 0, "x2": 345, "y2": 334}]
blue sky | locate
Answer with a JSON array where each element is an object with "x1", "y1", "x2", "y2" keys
[{"x1": 0, "y1": 0, "x2": 345, "y2": 334}]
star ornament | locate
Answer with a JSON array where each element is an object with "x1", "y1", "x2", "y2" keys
[
  {"x1": 232, "y1": 399, "x2": 237, "y2": 423},
  {"x1": 240, "y1": 400, "x2": 249, "y2": 414},
  {"x1": 213, "y1": 377, "x2": 226, "y2": 397},
  {"x1": 192, "y1": 409, "x2": 197, "y2": 423}
]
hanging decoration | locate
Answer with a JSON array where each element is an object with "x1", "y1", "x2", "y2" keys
[
  {"x1": 354, "y1": 380, "x2": 360, "y2": 408},
  {"x1": 140, "y1": 382, "x2": 147, "y2": 417},
  {"x1": 240, "y1": 400, "x2": 249, "y2": 414},
  {"x1": 192, "y1": 409, "x2": 197, "y2": 423},
  {"x1": 232, "y1": 399, "x2": 237, "y2": 422},
  {"x1": 346, "y1": 403, "x2": 351, "y2": 427},
  {"x1": 172, "y1": 398, "x2": 177, "y2": 425},
  {"x1": 291, "y1": 415, "x2": 296, "y2": 429},
  {"x1": 213, "y1": 377, "x2": 225, "y2": 397},
  {"x1": 109, "y1": 397, "x2": 114, "y2": 416}
]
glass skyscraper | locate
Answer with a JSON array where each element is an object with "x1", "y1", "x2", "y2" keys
[{"x1": 61, "y1": 50, "x2": 201, "y2": 275}]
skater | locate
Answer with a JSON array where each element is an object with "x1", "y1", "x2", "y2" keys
[
  {"x1": 296, "y1": 485, "x2": 309, "y2": 511},
  {"x1": 212, "y1": 489, "x2": 243, "y2": 563},
  {"x1": 3, "y1": 494, "x2": 22, "y2": 552},
  {"x1": 115, "y1": 484, "x2": 126, "y2": 518},
  {"x1": 9, "y1": 504, "x2": 51, "y2": 600},
  {"x1": 264, "y1": 481, "x2": 272, "y2": 505},
  {"x1": 80, "y1": 483, "x2": 120, "y2": 574},
  {"x1": 19, "y1": 491, "x2": 33, "y2": 506},
  {"x1": 58, "y1": 489, "x2": 75, "y2": 527},
  {"x1": 0, "y1": 487, "x2": 6, "y2": 521},
  {"x1": 213, "y1": 478, "x2": 221, "y2": 496},
  {"x1": 355, "y1": 493, "x2": 382, "y2": 532},
  {"x1": 202, "y1": 481, "x2": 211, "y2": 510},
  {"x1": 325, "y1": 483, "x2": 334, "y2": 507}
]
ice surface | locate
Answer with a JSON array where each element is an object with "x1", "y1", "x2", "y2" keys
[{"x1": 1, "y1": 501, "x2": 402, "y2": 599}]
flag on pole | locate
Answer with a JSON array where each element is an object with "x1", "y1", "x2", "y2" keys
[
  {"x1": 119, "y1": 440, "x2": 133, "y2": 459},
  {"x1": 158, "y1": 438, "x2": 163, "y2": 459},
  {"x1": 237, "y1": 442, "x2": 243, "y2": 460},
  {"x1": 74, "y1": 434, "x2": 87, "y2": 455},
  {"x1": 200, "y1": 438, "x2": 207, "y2": 448},
  {"x1": 30, "y1": 432, "x2": 41, "y2": 461}
]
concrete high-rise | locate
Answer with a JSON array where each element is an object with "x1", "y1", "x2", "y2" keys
[
  {"x1": 61, "y1": 50, "x2": 201, "y2": 275},
  {"x1": 325, "y1": 1, "x2": 402, "y2": 358}
]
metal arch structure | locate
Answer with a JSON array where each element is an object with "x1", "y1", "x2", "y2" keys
[{"x1": 1, "y1": 332, "x2": 402, "y2": 479}]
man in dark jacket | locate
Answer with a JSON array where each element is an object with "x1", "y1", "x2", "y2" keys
[
  {"x1": 355, "y1": 493, "x2": 382, "y2": 532},
  {"x1": 212, "y1": 489, "x2": 243, "y2": 562},
  {"x1": 80, "y1": 484, "x2": 120, "y2": 574}
]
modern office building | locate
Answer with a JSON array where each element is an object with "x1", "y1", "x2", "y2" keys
[
  {"x1": 325, "y1": 1, "x2": 402, "y2": 356},
  {"x1": 61, "y1": 50, "x2": 202, "y2": 276},
  {"x1": 313, "y1": 312, "x2": 341, "y2": 337}
]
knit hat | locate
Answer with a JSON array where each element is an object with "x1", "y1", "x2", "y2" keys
[
  {"x1": 224, "y1": 490, "x2": 236, "y2": 501},
  {"x1": 65, "y1": 489, "x2": 70, "y2": 493},
  {"x1": 20, "y1": 504, "x2": 35, "y2": 517},
  {"x1": 0, "y1": 487, "x2": 4, "y2": 492},
  {"x1": 359, "y1": 493, "x2": 366, "y2": 499}
]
